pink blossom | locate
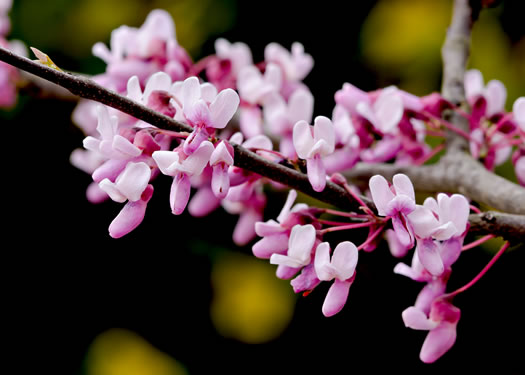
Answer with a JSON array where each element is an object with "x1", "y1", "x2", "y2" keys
[
  {"x1": 214, "y1": 38, "x2": 253, "y2": 77},
  {"x1": 83, "y1": 105, "x2": 142, "y2": 160},
  {"x1": 209, "y1": 140, "x2": 235, "y2": 198},
  {"x1": 264, "y1": 42, "x2": 313, "y2": 82},
  {"x1": 465, "y1": 69, "x2": 507, "y2": 117},
  {"x1": 237, "y1": 63, "x2": 282, "y2": 105},
  {"x1": 126, "y1": 72, "x2": 176, "y2": 116},
  {"x1": 314, "y1": 241, "x2": 358, "y2": 317},
  {"x1": 98, "y1": 161, "x2": 152, "y2": 203},
  {"x1": 174, "y1": 76, "x2": 239, "y2": 154},
  {"x1": 152, "y1": 141, "x2": 214, "y2": 214},
  {"x1": 369, "y1": 174, "x2": 416, "y2": 251},
  {"x1": 402, "y1": 299, "x2": 460, "y2": 363},
  {"x1": 264, "y1": 88, "x2": 314, "y2": 157},
  {"x1": 293, "y1": 116, "x2": 335, "y2": 192},
  {"x1": 407, "y1": 193, "x2": 469, "y2": 276},
  {"x1": 252, "y1": 189, "x2": 309, "y2": 259},
  {"x1": 334, "y1": 82, "x2": 370, "y2": 114},
  {"x1": 356, "y1": 86, "x2": 404, "y2": 134}
]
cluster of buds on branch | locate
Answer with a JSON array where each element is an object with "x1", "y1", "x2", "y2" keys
[{"x1": 0, "y1": 0, "x2": 523, "y2": 364}]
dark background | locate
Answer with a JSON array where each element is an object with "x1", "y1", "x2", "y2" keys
[{"x1": 4, "y1": 0, "x2": 524, "y2": 374}]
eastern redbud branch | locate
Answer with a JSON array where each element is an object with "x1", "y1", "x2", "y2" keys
[{"x1": 1, "y1": 45, "x2": 523, "y2": 241}]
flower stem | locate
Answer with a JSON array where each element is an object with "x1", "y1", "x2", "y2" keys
[
  {"x1": 461, "y1": 234, "x2": 495, "y2": 251},
  {"x1": 445, "y1": 241, "x2": 509, "y2": 299},
  {"x1": 357, "y1": 225, "x2": 385, "y2": 251},
  {"x1": 318, "y1": 221, "x2": 375, "y2": 235}
]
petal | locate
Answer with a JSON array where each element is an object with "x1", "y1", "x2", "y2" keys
[
  {"x1": 152, "y1": 150, "x2": 180, "y2": 176},
  {"x1": 293, "y1": 120, "x2": 314, "y2": 159},
  {"x1": 439, "y1": 238, "x2": 462, "y2": 269},
  {"x1": 407, "y1": 205, "x2": 440, "y2": 239},
  {"x1": 416, "y1": 238, "x2": 444, "y2": 276},
  {"x1": 252, "y1": 233, "x2": 290, "y2": 259},
  {"x1": 112, "y1": 134, "x2": 142, "y2": 158},
  {"x1": 314, "y1": 242, "x2": 333, "y2": 281},
  {"x1": 115, "y1": 162, "x2": 151, "y2": 202},
  {"x1": 288, "y1": 88, "x2": 314, "y2": 125},
  {"x1": 313, "y1": 116, "x2": 335, "y2": 155},
  {"x1": 420, "y1": 322, "x2": 458, "y2": 363},
  {"x1": 464, "y1": 69, "x2": 484, "y2": 100},
  {"x1": 270, "y1": 253, "x2": 308, "y2": 269},
  {"x1": 180, "y1": 141, "x2": 214, "y2": 176},
  {"x1": 288, "y1": 224, "x2": 316, "y2": 264},
  {"x1": 307, "y1": 155, "x2": 326, "y2": 192},
  {"x1": 232, "y1": 208, "x2": 260, "y2": 246},
  {"x1": 276, "y1": 189, "x2": 298, "y2": 224},
  {"x1": 439, "y1": 193, "x2": 469, "y2": 235},
  {"x1": 484, "y1": 79, "x2": 506, "y2": 116},
  {"x1": 126, "y1": 75, "x2": 143, "y2": 102},
  {"x1": 368, "y1": 175, "x2": 395, "y2": 216},
  {"x1": 322, "y1": 279, "x2": 352, "y2": 317},
  {"x1": 98, "y1": 178, "x2": 126, "y2": 203},
  {"x1": 373, "y1": 87, "x2": 403, "y2": 133},
  {"x1": 331, "y1": 241, "x2": 358, "y2": 280},
  {"x1": 242, "y1": 134, "x2": 273, "y2": 151},
  {"x1": 187, "y1": 186, "x2": 221, "y2": 217},
  {"x1": 291, "y1": 264, "x2": 321, "y2": 293},
  {"x1": 392, "y1": 174, "x2": 415, "y2": 201},
  {"x1": 181, "y1": 76, "x2": 202, "y2": 113},
  {"x1": 385, "y1": 229, "x2": 411, "y2": 258},
  {"x1": 209, "y1": 88, "x2": 240, "y2": 129},
  {"x1": 512, "y1": 97, "x2": 525, "y2": 130},
  {"x1": 210, "y1": 141, "x2": 234, "y2": 166},
  {"x1": 430, "y1": 222, "x2": 458, "y2": 241},
  {"x1": 402, "y1": 306, "x2": 439, "y2": 330},
  {"x1": 211, "y1": 163, "x2": 230, "y2": 199},
  {"x1": 254, "y1": 220, "x2": 284, "y2": 236},
  {"x1": 109, "y1": 197, "x2": 148, "y2": 238},
  {"x1": 143, "y1": 71, "x2": 172, "y2": 102},
  {"x1": 387, "y1": 195, "x2": 416, "y2": 216},
  {"x1": 391, "y1": 215, "x2": 413, "y2": 248},
  {"x1": 170, "y1": 173, "x2": 191, "y2": 215},
  {"x1": 414, "y1": 278, "x2": 448, "y2": 315}
]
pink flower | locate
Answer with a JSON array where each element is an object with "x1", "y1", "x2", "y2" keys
[
  {"x1": 83, "y1": 105, "x2": 142, "y2": 160},
  {"x1": 402, "y1": 299, "x2": 460, "y2": 363},
  {"x1": 152, "y1": 141, "x2": 214, "y2": 214},
  {"x1": 209, "y1": 140, "x2": 235, "y2": 199},
  {"x1": 126, "y1": 72, "x2": 175, "y2": 117},
  {"x1": 293, "y1": 116, "x2": 335, "y2": 192},
  {"x1": 334, "y1": 82, "x2": 369, "y2": 114},
  {"x1": 98, "y1": 161, "x2": 152, "y2": 203},
  {"x1": 174, "y1": 77, "x2": 239, "y2": 154},
  {"x1": 264, "y1": 42, "x2": 313, "y2": 82},
  {"x1": 252, "y1": 189, "x2": 309, "y2": 259},
  {"x1": 407, "y1": 193, "x2": 469, "y2": 276},
  {"x1": 237, "y1": 63, "x2": 282, "y2": 105},
  {"x1": 369, "y1": 174, "x2": 416, "y2": 251},
  {"x1": 465, "y1": 69, "x2": 507, "y2": 117},
  {"x1": 314, "y1": 241, "x2": 358, "y2": 317},
  {"x1": 214, "y1": 38, "x2": 253, "y2": 77},
  {"x1": 356, "y1": 86, "x2": 404, "y2": 134}
]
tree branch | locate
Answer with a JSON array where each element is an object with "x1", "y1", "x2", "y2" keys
[{"x1": 1, "y1": 5, "x2": 522, "y2": 243}]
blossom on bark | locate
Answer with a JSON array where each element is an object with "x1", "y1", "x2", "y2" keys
[
  {"x1": 270, "y1": 224, "x2": 316, "y2": 269},
  {"x1": 293, "y1": 116, "x2": 335, "y2": 192},
  {"x1": 369, "y1": 173, "x2": 416, "y2": 252},
  {"x1": 407, "y1": 193, "x2": 469, "y2": 276}
]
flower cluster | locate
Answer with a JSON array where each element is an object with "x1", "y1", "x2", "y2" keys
[{"x1": 1, "y1": 7, "x2": 521, "y2": 365}]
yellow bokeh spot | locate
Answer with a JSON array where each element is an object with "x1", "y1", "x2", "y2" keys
[
  {"x1": 85, "y1": 328, "x2": 188, "y2": 375},
  {"x1": 210, "y1": 252, "x2": 296, "y2": 344}
]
